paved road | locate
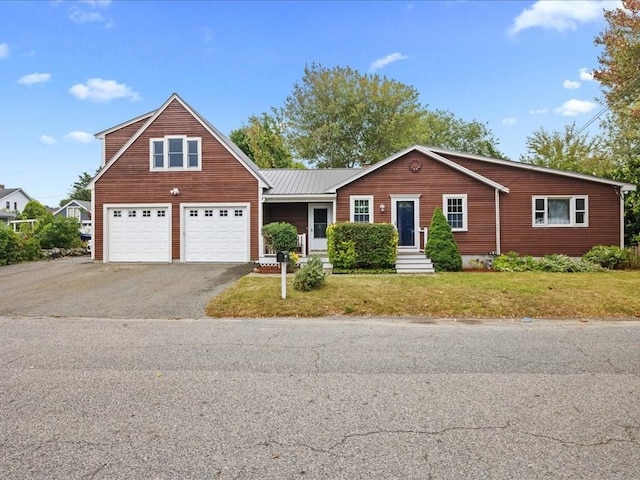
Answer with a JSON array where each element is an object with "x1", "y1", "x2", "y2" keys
[
  {"x1": 0, "y1": 257, "x2": 253, "y2": 319},
  {"x1": 1, "y1": 317, "x2": 639, "y2": 479}
]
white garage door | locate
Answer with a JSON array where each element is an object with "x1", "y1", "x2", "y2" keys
[
  {"x1": 184, "y1": 206, "x2": 248, "y2": 262},
  {"x1": 107, "y1": 207, "x2": 171, "y2": 262}
]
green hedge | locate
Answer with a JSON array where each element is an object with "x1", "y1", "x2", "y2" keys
[
  {"x1": 327, "y1": 222, "x2": 397, "y2": 269},
  {"x1": 262, "y1": 222, "x2": 298, "y2": 253}
]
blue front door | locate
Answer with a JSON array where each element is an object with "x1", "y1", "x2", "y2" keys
[{"x1": 397, "y1": 201, "x2": 415, "y2": 247}]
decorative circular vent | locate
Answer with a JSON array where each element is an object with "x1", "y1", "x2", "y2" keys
[{"x1": 408, "y1": 158, "x2": 423, "y2": 173}]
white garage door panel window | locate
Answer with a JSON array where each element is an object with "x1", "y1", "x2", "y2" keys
[
  {"x1": 108, "y1": 208, "x2": 170, "y2": 262},
  {"x1": 184, "y1": 207, "x2": 248, "y2": 262}
]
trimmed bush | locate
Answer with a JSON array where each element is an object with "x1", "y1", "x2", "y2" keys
[
  {"x1": 327, "y1": 223, "x2": 397, "y2": 269},
  {"x1": 262, "y1": 222, "x2": 298, "y2": 253},
  {"x1": 293, "y1": 256, "x2": 326, "y2": 291},
  {"x1": 425, "y1": 207, "x2": 462, "y2": 272},
  {"x1": 583, "y1": 245, "x2": 630, "y2": 270},
  {"x1": 328, "y1": 240, "x2": 357, "y2": 269}
]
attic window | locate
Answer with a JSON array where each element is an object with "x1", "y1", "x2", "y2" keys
[{"x1": 150, "y1": 136, "x2": 201, "y2": 171}]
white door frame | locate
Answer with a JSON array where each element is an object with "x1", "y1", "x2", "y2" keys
[
  {"x1": 308, "y1": 203, "x2": 332, "y2": 251},
  {"x1": 390, "y1": 195, "x2": 421, "y2": 251}
]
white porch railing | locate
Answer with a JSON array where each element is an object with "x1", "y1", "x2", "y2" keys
[{"x1": 263, "y1": 233, "x2": 307, "y2": 257}]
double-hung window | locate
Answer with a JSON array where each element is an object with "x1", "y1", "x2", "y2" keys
[
  {"x1": 350, "y1": 195, "x2": 374, "y2": 223},
  {"x1": 532, "y1": 196, "x2": 588, "y2": 227},
  {"x1": 443, "y1": 194, "x2": 468, "y2": 231},
  {"x1": 150, "y1": 136, "x2": 201, "y2": 171}
]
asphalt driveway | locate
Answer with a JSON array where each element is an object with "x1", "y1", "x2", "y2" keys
[{"x1": 0, "y1": 256, "x2": 254, "y2": 319}]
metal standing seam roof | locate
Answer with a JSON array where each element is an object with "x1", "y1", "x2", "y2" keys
[{"x1": 260, "y1": 168, "x2": 363, "y2": 195}]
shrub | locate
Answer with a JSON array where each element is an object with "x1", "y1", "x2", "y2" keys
[
  {"x1": 537, "y1": 254, "x2": 604, "y2": 273},
  {"x1": 583, "y1": 245, "x2": 630, "y2": 270},
  {"x1": 494, "y1": 251, "x2": 605, "y2": 272},
  {"x1": 262, "y1": 222, "x2": 298, "y2": 253},
  {"x1": 293, "y1": 255, "x2": 326, "y2": 291},
  {"x1": 425, "y1": 207, "x2": 462, "y2": 272},
  {"x1": 0, "y1": 225, "x2": 24, "y2": 266},
  {"x1": 493, "y1": 252, "x2": 538, "y2": 272},
  {"x1": 329, "y1": 240, "x2": 357, "y2": 269},
  {"x1": 327, "y1": 223, "x2": 396, "y2": 269},
  {"x1": 35, "y1": 216, "x2": 82, "y2": 249}
]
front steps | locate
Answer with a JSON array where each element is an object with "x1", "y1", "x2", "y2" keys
[{"x1": 395, "y1": 252, "x2": 435, "y2": 274}]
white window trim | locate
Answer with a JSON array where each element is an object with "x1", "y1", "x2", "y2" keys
[
  {"x1": 150, "y1": 136, "x2": 202, "y2": 171},
  {"x1": 68, "y1": 206, "x2": 82, "y2": 220},
  {"x1": 443, "y1": 194, "x2": 468, "y2": 232},
  {"x1": 349, "y1": 195, "x2": 374, "y2": 223},
  {"x1": 532, "y1": 195, "x2": 589, "y2": 227}
]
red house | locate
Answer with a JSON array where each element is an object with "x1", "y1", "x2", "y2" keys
[{"x1": 89, "y1": 94, "x2": 636, "y2": 269}]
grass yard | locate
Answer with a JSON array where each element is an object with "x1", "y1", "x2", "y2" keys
[{"x1": 206, "y1": 271, "x2": 640, "y2": 319}]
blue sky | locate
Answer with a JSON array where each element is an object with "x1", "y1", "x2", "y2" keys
[{"x1": 0, "y1": 0, "x2": 620, "y2": 207}]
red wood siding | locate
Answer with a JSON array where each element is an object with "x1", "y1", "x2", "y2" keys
[
  {"x1": 94, "y1": 99, "x2": 260, "y2": 261},
  {"x1": 104, "y1": 118, "x2": 148, "y2": 163},
  {"x1": 336, "y1": 151, "x2": 498, "y2": 255},
  {"x1": 440, "y1": 154, "x2": 622, "y2": 256}
]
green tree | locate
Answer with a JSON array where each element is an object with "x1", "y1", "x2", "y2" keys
[
  {"x1": 425, "y1": 207, "x2": 462, "y2": 272},
  {"x1": 519, "y1": 124, "x2": 615, "y2": 177},
  {"x1": 282, "y1": 64, "x2": 425, "y2": 168},
  {"x1": 230, "y1": 112, "x2": 302, "y2": 168},
  {"x1": 59, "y1": 171, "x2": 96, "y2": 207},
  {"x1": 594, "y1": 0, "x2": 640, "y2": 244},
  {"x1": 19, "y1": 200, "x2": 51, "y2": 220},
  {"x1": 418, "y1": 109, "x2": 507, "y2": 159}
]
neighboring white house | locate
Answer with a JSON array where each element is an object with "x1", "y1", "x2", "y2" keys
[
  {"x1": 54, "y1": 199, "x2": 92, "y2": 238},
  {"x1": 0, "y1": 184, "x2": 33, "y2": 225}
]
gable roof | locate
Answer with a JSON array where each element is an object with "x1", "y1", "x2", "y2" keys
[
  {"x1": 327, "y1": 145, "x2": 510, "y2": 193},
  {"x1": 261, "y1": 168, "x2": 361, "y2": 195},
  {"x1": 89, "y1": 93, "x2": 272, "y2": 189},
  {"x1": 0, "y1": 187, "x2": 34, "y2": 202},
  {"x1": 326, "y1": 145, "x2": 637, "y2": 193},
  {"x1": 93, "y1": 110, "x2": 156, "y2": 139},
  {"x1": 54, "y1": 199, "x2": 91, "y2": 215},
  {"x1": 426, "y1": 146, "x2": 636, "y2": 192}
]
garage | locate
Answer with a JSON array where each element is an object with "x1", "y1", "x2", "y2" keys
[
  {"x1": 107, "y1": 206, "x2": 171, "y2": 262},
  {"x1": 183, "y1": 205, "x2": 249, "y2": 262}
]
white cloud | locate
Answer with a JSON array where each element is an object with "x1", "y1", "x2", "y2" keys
[
  {"x1": 529, "y1": 107, "x2": 548, "y2": 115},
  {"x1": 69, "y1": 78, "x2": 140, "y2": 102},
  {"x1": 554, "y1": 98, "x2": 598, "y2": 116},
  {"x1": 17, "y1": 72, "x2": 52, "y2": 86},
  {"x1": 370, "y1": 52, "x2": 409, "y2": 71},
  {"x1": 64, "y1": 131, "x2": 94, "y2": 143},
  {"x1": 69, "y1": 0, "x2": 113, "y2": 27},
  {"x1": 0, "y1": 43, "x2": 9, "y2": 59},
  {"x1": 563, "y1": 79, "x2": 581, "y2": 89},
  {"x1": 502, "y1": 117, "x2": 517, "y2": 125},
  {"x1": 508, "y1": 1, "x2": 621, "y2": 35},
  {"x1": 40, "y1": 135, "x2": 57, "y2": 145},
  {"x1": 579, "y1": 67, "x2": 594, "y2": 81}
]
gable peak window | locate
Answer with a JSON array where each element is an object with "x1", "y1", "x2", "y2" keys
[
  {"x1": 150, "y1": 136, "x2": 201, "y2": 171},
  {"x1": 532, "y1": 196, "x2": 588, "y2": 227}
]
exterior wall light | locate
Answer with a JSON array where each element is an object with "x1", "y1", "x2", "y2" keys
[
  {"x1": 380, "y1": 204, "x2": 386, "y2": 212},
  {"x1": 170, "y1": 188, "x2": 180, "y2": 196}
]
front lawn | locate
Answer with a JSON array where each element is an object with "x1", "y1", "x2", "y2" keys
[{"x1": 205, "y1": 271, "x2": 640, "y2": 319}]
